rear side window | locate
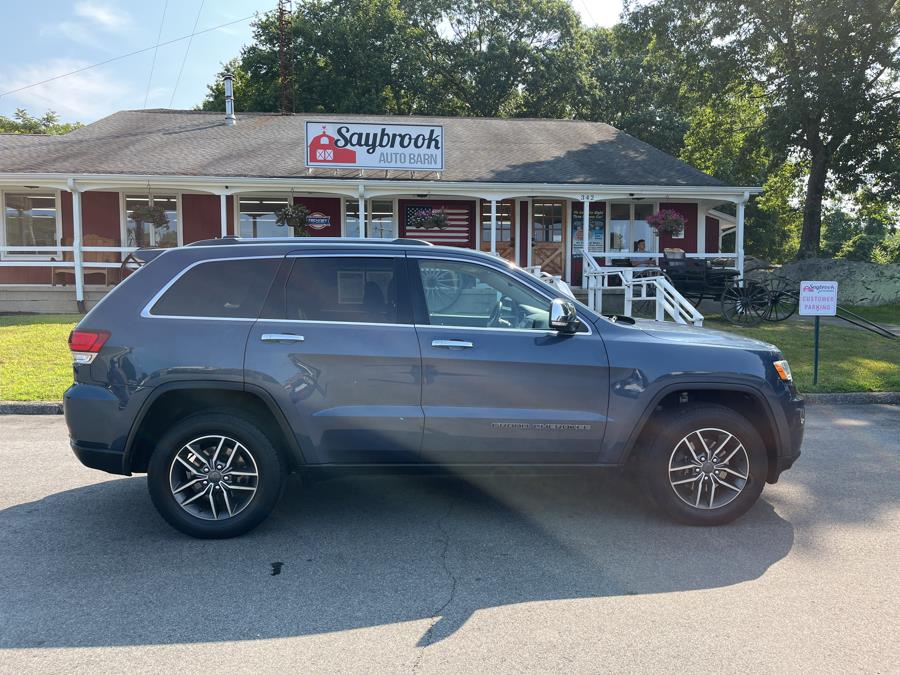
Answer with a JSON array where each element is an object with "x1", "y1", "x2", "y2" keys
[
  {"x1": 276, "y1": 256, "x2": 401, "y2": 324},
  {"x1": 150, "y1": 258, "x2": 280, "y2": 318}
]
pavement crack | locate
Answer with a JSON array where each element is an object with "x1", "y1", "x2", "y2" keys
[{"x1": 413, "y1": 493, "x2": 459, "y2": 667}]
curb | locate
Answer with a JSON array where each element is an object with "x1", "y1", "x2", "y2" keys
[
  {"x1": 802, "y1": 392, "x2": 900, "y2": 405},
  {"x1": 2, "y1": 393, "x2": 898, "y2": 414},
  {"x1": 0, "y1": 401, "x2": 63, "y2": 415}
]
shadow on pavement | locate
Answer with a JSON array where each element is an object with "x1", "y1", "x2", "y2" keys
[{"x1": 0, "y1": 470, "x2": 793, "y2": 649}]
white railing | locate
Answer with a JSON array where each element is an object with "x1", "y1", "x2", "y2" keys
[
  {"x1": 523, "y1": 265, "x2": 576, "y2": 300},
  {"x1": 581, "y1": 255, "x2": 703, "y2": 326}
]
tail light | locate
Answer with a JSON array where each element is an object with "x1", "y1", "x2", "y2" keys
[{"x1": 68, "y1": 329, "x2": 110, "y2": 364}]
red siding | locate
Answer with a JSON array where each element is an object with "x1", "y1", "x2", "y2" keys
[
  {"x1": 705, "y1": 215, "x2": 720, "y2": 254},
  {"x1": 295, "y1": 196, "x2": 341, "y2": 237},
  {"x1": 82, "y1": 191, "x2": 121, "y2": 243},
  {"x1": 658, "y1": 202, "x2": 698, "y2": 253},
  {"x1": 60, "y1": 191, "x2": 74, "y2": 240},
  {"x1": 227, "y1": 195, "x2": 235, "y2": 235},
  {"x1": 182, "y1": 194, "x2": 220, "y2": 243},
  {"x1": 0, "y1": 267, "x2": 52, "y2": 284}
]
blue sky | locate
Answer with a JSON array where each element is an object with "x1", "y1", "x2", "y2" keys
[{"x1": 0, "y1": 0, "x2": 621, "y2": 124}]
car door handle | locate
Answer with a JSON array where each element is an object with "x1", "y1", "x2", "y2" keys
[
  {"x1": 431, "y1": 339, "x2": 474, "y2": 349},
  {"x1": 261, "y1": 333, "x2": 305, "y2": 343}
]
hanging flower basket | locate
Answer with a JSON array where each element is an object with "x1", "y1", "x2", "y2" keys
[
  {"x1": 130, "y1": 203, "x2": 168, "y2": 247},
  {"x1": 275, "y1": 203, "x2": 311, "y2": 237},
  {"x1": 646, "y1": 209, "x2": 686, "y2": 237},
  {"x1": 419, "y1": 209, "x2": 448, "y2": 229}
]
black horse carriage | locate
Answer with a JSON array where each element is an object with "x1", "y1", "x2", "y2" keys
[{"x1": 659, "y1": 252, "x2": 798, "y2": 326}]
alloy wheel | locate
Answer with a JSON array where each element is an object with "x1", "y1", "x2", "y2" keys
[
  {"x1": 168, "y1": 435, "x2": 259, "y2": 521},
  {"x1": 668, "y1": 427, "x2": 750, "y2": 510}
]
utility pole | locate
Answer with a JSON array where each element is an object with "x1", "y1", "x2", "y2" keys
[{"x1": 277, "y1": 0, "x2": 293, "y2": 115}]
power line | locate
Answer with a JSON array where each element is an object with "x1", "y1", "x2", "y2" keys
[
  {"x1": 169, "y1": 0, "x2": 206, "y2": 107},
  {"x1": 0, "y1": 12, "x2": 267, "y2": 100},
  {"x1": 144, "y1": 0, "x2": 170, "y2": 108}
]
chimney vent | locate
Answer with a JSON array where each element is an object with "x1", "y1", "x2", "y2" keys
[{"x1": 223, "y1": 73, "x2": 236, "y2": 126}]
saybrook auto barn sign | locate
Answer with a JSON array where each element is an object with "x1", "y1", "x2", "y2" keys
[{"x1": 306, "y1": 122, "x2": 444, "y2": 171}]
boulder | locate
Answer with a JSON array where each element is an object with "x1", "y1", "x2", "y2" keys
[{"x1": 775, "y1": 258, "x2": 900, "y2": 306}]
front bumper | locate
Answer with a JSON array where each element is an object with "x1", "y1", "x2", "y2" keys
[{"x1": 769, "y1": 392, "x2": 804, "y2": 482}]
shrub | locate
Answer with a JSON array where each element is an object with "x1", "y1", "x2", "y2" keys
[{"x1": 871, "y1": 232, "x2": 900, "y2": 264}]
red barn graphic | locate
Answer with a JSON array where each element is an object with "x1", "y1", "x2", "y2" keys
[{"x1": 308, "y1": 126, "x2": 357, "y2": 164}]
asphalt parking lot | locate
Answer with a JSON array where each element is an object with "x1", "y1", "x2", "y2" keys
[{"x1": 1, "y1": 404, "x2": 898, "y2": 673}]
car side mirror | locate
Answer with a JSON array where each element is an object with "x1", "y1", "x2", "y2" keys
[{"x1": 549, "y1": 298, "x2": 579, "y2": 334}]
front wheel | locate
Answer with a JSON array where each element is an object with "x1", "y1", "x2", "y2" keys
[
  {"x1": 641, "y1": 404, "x2": 767, "y2": 525},
  {"x1": 147, "y1": 411, "x2": 285, "y2": 538}
]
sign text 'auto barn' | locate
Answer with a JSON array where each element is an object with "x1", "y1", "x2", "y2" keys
[{"x1": 305, "y1": 122, "x2": 444, "y2": 171}]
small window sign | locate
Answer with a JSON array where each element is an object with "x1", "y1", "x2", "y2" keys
[{"x1": 799, "y1": 280, "x2": 838, "y2": 316}]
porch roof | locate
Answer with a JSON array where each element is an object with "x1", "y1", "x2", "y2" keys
[{"x1": 0, "y1": 110, "x2": 733, "y2": 188}]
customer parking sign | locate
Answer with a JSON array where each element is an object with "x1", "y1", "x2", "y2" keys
[{"x1": 799, "y1": 280, "x2": 838, "y2": 316}]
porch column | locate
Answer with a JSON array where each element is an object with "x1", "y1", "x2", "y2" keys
[
  {"x1": 736, "y1": 197, "x2": 746, "y2": 278},
  {"x1": 68, "y1": 179, "x2": 85, "y2": 310},
  {"x1": 490, "y1": 198, "x2": 497, "y2": 254},
  {"x1": 582, "y1": 198, "x2": 589, "y2": 287},
  {"x1": 357, "y1": 186, "x2": 366, "y2": 238},
  {"x1": 696, "y1": 202, "x2": 706, "y2": 256},
  {"x1": 219, "y1": 193, "x2": 228, "y2": 238}
]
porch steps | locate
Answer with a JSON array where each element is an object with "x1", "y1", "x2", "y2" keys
[{"x1": 0, "y1": 285, "x2": 108, "y2": 314}]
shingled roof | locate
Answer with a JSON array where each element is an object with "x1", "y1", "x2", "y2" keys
[{"x1": 0, "y1": 110, "x2": 725, "y2": 187}]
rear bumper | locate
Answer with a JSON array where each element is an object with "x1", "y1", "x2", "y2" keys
[
  {"x1": 64, "y1": 382, "x2": 147, "y2": 476},
  {"x1": 70, "y1": 441, "x2": 128, "y2": 475}
]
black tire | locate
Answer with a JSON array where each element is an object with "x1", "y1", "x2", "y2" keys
[
  {"x1": 147, "y1": 411, "x2": 285, "y2": 538},
  {"x1": 640, "y1": 404, "x2": 767, "y2": 526}
]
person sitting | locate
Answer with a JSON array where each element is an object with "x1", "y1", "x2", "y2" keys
[{"x1": 632, "y1": 239, "x2": 656, "y2": 266}]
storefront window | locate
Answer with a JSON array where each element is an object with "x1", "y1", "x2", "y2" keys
[
  {"x1": 239, "y1": 197, "x2": 289, "y2": 238},
  {"x1": 345, "y1": 200, "x2": 394, "y2": 238},
  {"x1": 609, "y1": 203, "x2": 656, "y2": 254},
  {"x1": 532, "y1": 201, "x2": 563, "y2": 243},
  {"x1": 125, "y1": 194, "x2": 178, "y2": 248},
  {"x1": 2, "y1": 193, "x2": 59, "y2": 256},
  {"x1": 480, "y1": 200, "x2": 513, "y2": 242}
]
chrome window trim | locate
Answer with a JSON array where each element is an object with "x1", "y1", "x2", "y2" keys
[
  {"x1": 258, "y1": 318, "x2": 415, "y2": 328},
  {"x1": 411, "y1": 254, "x2": 594, "y2": 336},
  {"x1": 141, "y1": 255, "x2": 284, "y2": 320}
]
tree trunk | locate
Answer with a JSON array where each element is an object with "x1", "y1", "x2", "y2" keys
[{"x1": 797, "y1": 149, "x2": 829, "y2": 259}]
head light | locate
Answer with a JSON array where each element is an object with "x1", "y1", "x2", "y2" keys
[{"x1": 773, "y1": 359, "x2": 792, "y2": 382}]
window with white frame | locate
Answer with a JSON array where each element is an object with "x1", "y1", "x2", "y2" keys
[
  {"x1": 345, "y1": 199, "x2": 394, "y2": 238},
  {"x1": 239, "y1": 196, "x2": 289, "y2": 238},
  {"x1": 480, "y1": 200, "x2": 513, "y2": 242},
  {"x1": 124, "y1": 194, "x2": 178, "y2": 248},
  {"x1": 1, "y1": 192, "x2": 60, "y2": 257},
  {"x1": 609, "y1": 203, "x2": 656, "y2": 254}
]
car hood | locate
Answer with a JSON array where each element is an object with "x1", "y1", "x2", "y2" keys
[{"x1": 631, "y1": 318, "x2": 778, "y2": 352}]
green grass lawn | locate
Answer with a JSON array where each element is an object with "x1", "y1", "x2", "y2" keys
[
  {"x1": 1, "y1": 309, "x2": 898, "y2": 400},
  {"x1": 844, "y1": 302, "x2": 900, "y2": 325},
  {"x1": 0, "y1": 314, "x2": 80, "y2": 401},
  {"x1": 705, "y1": 316, "x2": 900, "y2": 393}
]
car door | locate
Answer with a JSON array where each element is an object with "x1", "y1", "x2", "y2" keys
[
  {"x1": 245, "y1": 251, "x2": 423, "y2": 464},
  {"x1": 411, "y1": 255, "x2": 610, "y2": 464}
]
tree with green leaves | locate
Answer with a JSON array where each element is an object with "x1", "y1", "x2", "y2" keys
[
  {"x1": 633, "y1": 0, "x2": 900, "y2": 259},
  {"x1": 0, "y1": 109, "x2": 81, "y2": 135}
]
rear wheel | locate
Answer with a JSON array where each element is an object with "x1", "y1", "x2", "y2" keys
[
  {"x1": 641, "y1": 404, "x2": 767, "y2": 525},
  {"x1": 147, "y1": 411, "x2": 284, "y2": 538}
]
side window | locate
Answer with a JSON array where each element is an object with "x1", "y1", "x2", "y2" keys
[
  {"x1": 281, "y1": 256, "x2": 400, "y2": 324},
  {"x1": 150, "y1": 258, "x2": 280, "y2": 318},
  {"x1": 415, "y1": 259, "x2": 551, "y2": 330}
]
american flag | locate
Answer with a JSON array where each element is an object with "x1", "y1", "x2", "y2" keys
[{"x1": 404, "y1": 205, "x2": 472, "y2": 246}]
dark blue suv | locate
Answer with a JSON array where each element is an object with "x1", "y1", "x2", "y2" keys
[{"x1": 65, "y1": 239, "x2": 804, "y2": 537}]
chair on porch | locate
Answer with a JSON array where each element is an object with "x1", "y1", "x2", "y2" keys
[{"x1": 51, "y1": 235, "x2": 119, "y2": 287}]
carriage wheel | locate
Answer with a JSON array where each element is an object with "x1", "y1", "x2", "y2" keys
[
  {"x1": 763, "y1": 276, "x2": 799, "y2": 322},
  {"x1": 720, "y1": 282, "x2": 767, "y2": 326}
]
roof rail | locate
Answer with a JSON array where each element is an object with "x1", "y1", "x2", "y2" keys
[{"x1": 187, "y1": 237, "x2": 433, "y2": 247}]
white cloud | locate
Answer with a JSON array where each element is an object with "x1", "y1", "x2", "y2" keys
[
  {"x1": 44, "y1": 1, "x2": 132, "y2": 48},
  {"x1": 74, "y1": 1, "x2": 132, "y2": 30},
  {"x1": 0, "y1": 59, "x2": 134, "y2": 121}
]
